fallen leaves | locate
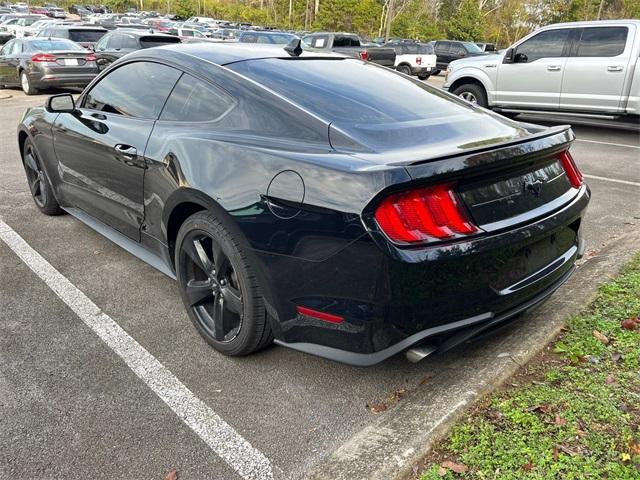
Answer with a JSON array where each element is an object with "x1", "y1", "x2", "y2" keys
[
  {"x1": 163, "y1": 469, "x2": 178, "y2": 480},
  {"x1": 554, "y1": 415, "x2": 567, "y2": 426},
  {"x1": 621, "y1": 316, "x2": 639, "y2": 331},
  {"x1": 366, "y1": 403, "x2": 387, "y2": 414},
  {"x1": 439, "y1": 460, "x2": 468, "y2": 474},
  {"x1": 366, "y1": 388, "x2": 410, "y2": 414},
  {"x1": 592, "y1": 330, "x2": 610, "y2": 344}
]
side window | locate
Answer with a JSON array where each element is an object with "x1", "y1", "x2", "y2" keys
[
  {"x1": 83, "y1": 62, "x2": 181, "y2": 118},
  {"x1": 435, "y1": 41, "x2": 450, "y2": 54},
  {"x1": 516, "y1": 29, "x2": 570, "y2": 62},
  {"x1": 311, "y1": 35, "x2": 328, "y2": 48},
  {"x1": 241, "y1": 33, "x2": 257, "y2": 43},
  {"x1": 0, "y1": 39, "x2": 14, "y2": 55},
  {"x1": 53, "y1": 29, "x2": 67, "y2": 38},
  {"x1": 333, "y1": 36, "x2": 350, "y2": 47},
  {"x1": 95, "y1": 35, "x2": 108, "y2": 50},
  {"x1": 108, "y1": 34, "x2": 123, "y2": 49},
  {"x1": 576, "y1": 27, "x2": 627, "y2": 57},
  {"x1": 9, "y1": 40, "x2": 22, "y2": 55},
  {"x1": 160, "y1": 74, "x2": 234, "y2": 122},
  {"x1": 453, "y1": 45, "x2": 466, "y2": 56},
  {"x1": 120, "y1": 34, "x2": 138, "y2": 49}
]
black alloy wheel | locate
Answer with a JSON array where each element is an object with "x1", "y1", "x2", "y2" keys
[
  {"x1": 22, "y1": 140, "x2": 62, "y2": 215},
  {"x1": 176, "y1": 212, "x2": 272, "y2": 355}
]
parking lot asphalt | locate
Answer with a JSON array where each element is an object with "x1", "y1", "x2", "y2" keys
[{"x1": 1, "y1": 81, "x2": 639, "y2": 480}]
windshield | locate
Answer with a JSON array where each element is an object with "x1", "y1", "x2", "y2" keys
[
  {"x1": 228, "y1": 58, "x2": 467, "y2": 123},
  {"x1": 69, "y1": 29, "x2": 106, "y2": 42},
  {"x1": 462, "y1": 41, "x2": 483, "y2": 53},
  {"x1": 26, "y1": 39, "x2": 83, "y2": 51}
]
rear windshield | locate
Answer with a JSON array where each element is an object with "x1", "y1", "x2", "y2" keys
[
  {"x1": 26, "y1": 39, "x2": 83, "y2": 51},
  {"x1": 69, "y1": 30, "x2": 106, "y2": 42},
  {"x1": 139, "y1": 36, "x2": 181, "y2": 48},
  {"x1": 228, "y1": 58, "x2": 465, "y2": 123}
]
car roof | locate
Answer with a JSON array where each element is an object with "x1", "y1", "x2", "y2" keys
[
  {"x1": 126, "y1": 41, "x2": 340, "y2": 65},
  {"x1": 51, "y1": 25, "x2": 107, "y2": 30}
]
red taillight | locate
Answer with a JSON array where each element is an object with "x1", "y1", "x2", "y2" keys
[
  {"x1": 416, "y1": 56, "x2": 422, "y2": 65},
  {"x1": 558, "y1": 150, "x2": 583, "y2": 188},
  {"x1": 359, "y1": 51, "x2": 369, "y2": 61},
  {"x1": 86, "y1": 53, "x2": 96, "y2": 62},
  {"x1": 296, "y1": 306, "x2": 344, "y2": 324},
  {"x1": 374, "y1": 184, "x2": 478, "y2": 244},
  {"x1": 31, "y1": 53, "x2": 56, "y2": 63}
]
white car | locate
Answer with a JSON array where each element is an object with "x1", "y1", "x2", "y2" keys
[
  {"x1": 444, "y1": 19, "x2": 640, "y2": 120},
  {"x1": 387, "y1": 41, "x2": 437, "y2": 80},
  {"x1": 14, "y1": 18, "x2": 52, "y2": 37},
  {"x1": 48, "y1": 7, "x2": 66, "y2": 19},
  {"x1": 6, "y1": 15, "x2": 44, "y2": 37}
]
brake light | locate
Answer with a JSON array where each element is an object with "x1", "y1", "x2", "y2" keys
[
  {"x1": 86, "y1": 53, "x2": 96, "y2": 61},
  {"x1": 416, "y1": 56, "x2": 422, "y2": 65},
  {"x1": 374, "y1": 184, "x2": 478, "y2": 243},
  {"x1": 31, "y1": 53, "x2": 56, "y2": 62},
  {"x1": 359, "y1": 50, "x2": 368, "y2": 61},
  {"x1": 558, "y1": 150, "x2": 583, "y2": 188}
]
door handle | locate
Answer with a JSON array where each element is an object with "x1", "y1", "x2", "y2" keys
[
  {"x1": 115, "y1": 144, "x2": 137, "y2": 158},
  {"x1": 607, "y1": 65, "x2": 623, "y2": 72},
  {"x1": 547, "y1": 65, "x2": 561, "y2": 71}
]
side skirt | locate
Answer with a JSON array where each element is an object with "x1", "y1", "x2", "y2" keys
[{"x1": 64, "y1": 207, "x2": 176, "y2": 280}]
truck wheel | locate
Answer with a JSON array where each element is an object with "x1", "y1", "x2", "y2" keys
[
  {"x1": 452, "y1": 83, "x2": 488, "y2": 108},
  {"x1": 432, "y1": 69, "x2": 441, "y2": 76},
  {"x1": 396, "y1": 65, "x2": 412, "y2": 76},
  {"x1": 418, "y1": 74, "x2": 430, "y2": 80}
]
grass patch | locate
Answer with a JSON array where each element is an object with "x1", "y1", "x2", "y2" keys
[{"x1": 420, "y1": 253, "x2": 640, "y2": 479}]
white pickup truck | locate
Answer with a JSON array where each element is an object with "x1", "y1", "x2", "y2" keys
[{"x1": 443, "y1": 20, "x2": 639, "y2": 122}]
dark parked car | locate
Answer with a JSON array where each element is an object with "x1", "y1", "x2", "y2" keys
[
  {"x1": 237, "y1": 30, "x2": 296, "y2": 45},
  {"x1": 429, "y1": 39, "x2": 488, "y2": 74},
  {"x1": 16, "y1": 43, "x2": 589, "y2": 365},
  {"x1": 0, "y1": 37, "x2": 97, "y2": 94},
  {"x1": 476, "y1": 42, "x2": 496, "y2": 52},
  {"x1": 93, "y1": 30, "x2": 180, "y2": 70},
  {"x1": 37, "y1": 25, "x2": 106, "y2": 49}
]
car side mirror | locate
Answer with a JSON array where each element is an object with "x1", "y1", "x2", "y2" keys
[
  {"x1": 503, "y1": 47, "x2": 514, "y2": 63},
  {"x1": 514, "y1": 52, "x2": 528, "y2": 63},
  {"x1": 46, "y1": 93, "x2": 77, "y2": 113}
]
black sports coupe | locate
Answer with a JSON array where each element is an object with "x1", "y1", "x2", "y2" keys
[{"x1": 17, "y1": 42, "x2": 589, "y2": 366}]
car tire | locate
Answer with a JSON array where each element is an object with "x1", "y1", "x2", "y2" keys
[
  {"x1": 397, "y1": 64, "x2": 412, "y2": 76},
  {"x1": 20, "y1": 71, "x2": 37, "y2": 95},
  {"x1": 452, "y1": 83, "x2": 488, "y2": 108},
  {"x1": 432, "y1": 69, "x2": 441, "y2": 76},
  {"x1": 22, "y1": 138, "x2": 63, "y2": 215},
  {"x1": 175, "y1": 211, "x2": 272, "y2": 356},
  {"x1": 418, "y1": 74, "x2": 430, "y2": 80}
]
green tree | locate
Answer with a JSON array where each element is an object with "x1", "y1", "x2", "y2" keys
[
  {"x1": 174, "y1": 0, "x2": 196, "y2": 18},
  {"x1": 446, "y1": 0, "x2": 484, "y2": 41}
]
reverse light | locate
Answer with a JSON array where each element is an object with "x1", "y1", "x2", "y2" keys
[
  {"x1": 31, "y1": 53, "x2": 56, "y2": 62},
  {"x1": 558, "y1": 150, "x2": 583, "y2": 188},
  {"x1": 374, "y1": 184, "x2": 478, "y2": 244},
  {"x1": 296, "y1": 306, "x2": 344, "y2": 324}
]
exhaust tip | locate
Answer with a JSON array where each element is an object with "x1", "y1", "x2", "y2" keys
[{"x1": 405, "y1": 344, "x2": 437, "y2": 363}]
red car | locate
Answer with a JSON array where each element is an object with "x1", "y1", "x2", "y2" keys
[{"x1": 30, "y1": 6, "x2": 49, "y2": 14}]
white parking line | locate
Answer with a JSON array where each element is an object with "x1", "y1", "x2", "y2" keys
[
  {"x1": 0, "y1": 219, "x2": 273, "y2": 480},
  {"x1": 583, "y1": 174, "x2": 640, "y2": 187},
  {"x1": 575, "y1": 138, "x2": 640, "y2": 149}
]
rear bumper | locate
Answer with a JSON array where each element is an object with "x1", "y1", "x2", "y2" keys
[
  {"x1": 411, "y1": 66, "x2": 433, "y2": 76},
  {"x1": 263, "y1": 185, "x2": 590, "y2": 365},
  {"x1": 29, "y1": 72, "x2": 98, "y2": 88}
]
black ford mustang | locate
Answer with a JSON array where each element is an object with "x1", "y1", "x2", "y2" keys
[{"x1": 17, "y1": 43, "x2": 589, "y2": 366}]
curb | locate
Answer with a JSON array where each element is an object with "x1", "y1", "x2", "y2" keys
[
  {"x1": 0, "y1": 93, "x2": 12, "y2": 100},
  {"x1": 306, "y1": 231, "x2": 640, "y2": 480}
]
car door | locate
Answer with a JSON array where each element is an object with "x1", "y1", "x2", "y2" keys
[
  {"x1": 495, "y1": 28, "x2": 572, "y2": 109},
  {"x1": 434, "y1": 41, "x2": 451, "y2": 69},
  {"x1": 560, "y1": 26, "x2": 630, "y2": 113},
  {"x1": 0, "y1": 39, "x2": 21, "y2": 85},
  {"x1": 51, "y1": 61, "x2": 181, "y2": 240},
  {"x1": 95, "y1": 32, "x2": 123, "y2": 70}
]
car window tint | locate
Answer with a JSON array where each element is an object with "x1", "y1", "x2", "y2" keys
[
  {"x1": 516, "y1": 29, "x2": 570, "y2": 62},
  {"x1": 69, "y1": 29, "x2": 105, "y2": 42},
  {"x1": 139, "y1": 36, "x2": 180, "y2": 48},
  {"x1": 84, "y1": 61, "x2": 181, "y2": 118},
  {"x1": 95, "y1": 35, "x2": 108, "y2": 50},
  {"x1": 577, "y1": 27, "x2": 627, "y2": 57},
  {"x1": 107, "y1": 33, "x2": 122, "y2": 49},
  {"x1": 0, "y1": 39, "x2": 14, "y2": 55},
  {"x1": 229, "y1": 58, "x2": 467, "y2": 123},
  {"x1": 160, "y1": 74, "x2": 234, "y2": 122},
  {"x1": 120, "y1": 34, "x2": 138, "y2": 49}
]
